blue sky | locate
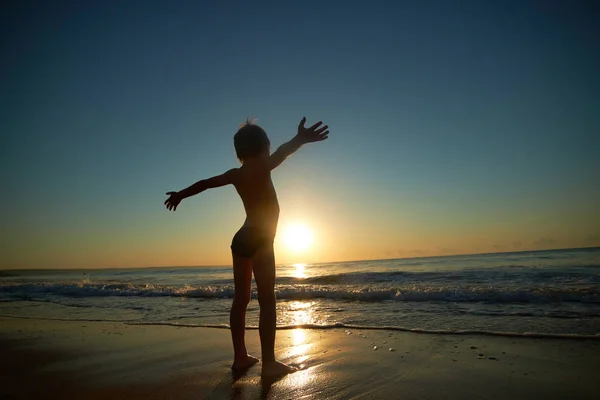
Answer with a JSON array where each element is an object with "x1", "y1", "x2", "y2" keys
[{"x1": 2, "y1": 0, "x2": 599, "y2": 268}]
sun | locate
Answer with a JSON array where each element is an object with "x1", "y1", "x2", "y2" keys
[{"x1": 283, "y1": 223, "x2": 313, "y2": 252}]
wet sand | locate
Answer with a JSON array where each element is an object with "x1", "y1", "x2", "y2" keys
[{"x1": 1, "y1": 316, "x2": 599, "y2": 399}]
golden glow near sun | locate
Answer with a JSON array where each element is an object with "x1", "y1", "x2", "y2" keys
[{"x1": 284, "y1": 223, "x2": 313, "y2": 252}]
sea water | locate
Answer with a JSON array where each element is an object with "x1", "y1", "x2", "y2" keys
[{"x1": 1, "y1": 247, "x2": 599, "y2": 338}]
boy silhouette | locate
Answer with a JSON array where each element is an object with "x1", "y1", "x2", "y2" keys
[{"x1": 164, "y1": 117, "x2": 329, "y2": 377}]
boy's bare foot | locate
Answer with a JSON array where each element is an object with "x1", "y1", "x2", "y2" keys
[
  {"x1": 261, "y1": 360, "x2": 298, "y2": 378},
  {"x1": 231, "y1": 355, "x2": 259, "y2": 371}
]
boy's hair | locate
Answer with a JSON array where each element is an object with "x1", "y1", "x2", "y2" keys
[{"x1": 234, "y1": 118, "x2": 270, "y2": 162}]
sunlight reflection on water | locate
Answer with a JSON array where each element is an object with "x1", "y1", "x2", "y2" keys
[
  {"x1": 286, "y1": 368, "x2": 315, "y2": 390},
  {"x1": 288, "y1": 301, "x2": 314, "y2": 358},
  {"x1": 287, "y1": 301, "x2": 315, "y2": 376},
  {"x1": 289, "y1": 330, "x2": 312, "y2": 358},
  {"x1": 288, "y1": 300, "x2": 315, "y2": 324},
  {"x1": 286, "y1": 329, "x2": 315, "y2": 391},
  {"x1": 293, "y1": 328, "x2": 306, "y2": 345},
  {"x1": 292, "y1": 263, "x2": 307, "y2": 278}
]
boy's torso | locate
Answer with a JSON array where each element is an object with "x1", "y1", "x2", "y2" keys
[{"x1": 231, "y1": 164, "x2": 280, "y2": 236}]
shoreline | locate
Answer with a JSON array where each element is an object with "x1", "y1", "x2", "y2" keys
[
  {"x1": 2, "y1": 316, "x2": 600, "y2": 399},
  {"x1": 4, "y1": 314, "x2": 600, "y2": 341}
]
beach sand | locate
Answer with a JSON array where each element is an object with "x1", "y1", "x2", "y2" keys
[{"x1": 1, "y1": 316, "x2": 599, "y2": 399}]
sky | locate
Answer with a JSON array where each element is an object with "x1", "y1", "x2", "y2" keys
[{"x1": 1, "y1": 0, "x2": 599, "y2": 269}]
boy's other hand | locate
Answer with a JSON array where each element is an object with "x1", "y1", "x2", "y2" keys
[
  {"x1": 164, "y1": 191, "x2": 182, "y2": 211},
  {"x1": 297, "y1": 117, "x2": 329, "y2": 144}
]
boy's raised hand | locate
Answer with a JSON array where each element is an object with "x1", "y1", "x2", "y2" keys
[
  {"x1": 297, "y1": 117, "x2": 329, "y2": 143},
  {"x1": 164, "y1": 191, "x2": 182, "y2": 211}
]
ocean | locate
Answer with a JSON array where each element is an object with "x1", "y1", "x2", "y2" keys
[{"x1": 1, "y1": 247, "x2": 599, "y2": 338}]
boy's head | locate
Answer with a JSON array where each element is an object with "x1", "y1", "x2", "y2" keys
[{"x1": 234, "y1": 119, "x2": 270, "y2": 162}]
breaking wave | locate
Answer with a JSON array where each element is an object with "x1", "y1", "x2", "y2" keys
[{"x1": 1, "y1": 281, "x2": 599, "y2": 303}]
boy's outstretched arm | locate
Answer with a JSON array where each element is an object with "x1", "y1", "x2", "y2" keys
[
  {"x1": 164, "y1": 169, "x2": 236, "y2": 211},
  {"x1": 269, "y1": 117, "x2": 329, "y2": 170}
]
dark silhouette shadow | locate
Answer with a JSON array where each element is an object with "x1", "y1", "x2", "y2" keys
[
  {"x1": 205, "y1": 368, "x2": 255, "y2": 400},
  {"x1": 231, "y1": 366, "x2": 250, "y2": 382},
  {"x1": 260, "y1": 373, "x2": 286, "y2": 399}
]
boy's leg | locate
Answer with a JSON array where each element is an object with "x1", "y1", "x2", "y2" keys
[
  {"x1": 251, "y1": 246, "x2": 276, "y2": 362},
  {"x1": 252, "y1": 244, "x2": 297, "y2": 376},
  {"x1": 230, "y1": 253, "x2": 258, "y2": 370}
]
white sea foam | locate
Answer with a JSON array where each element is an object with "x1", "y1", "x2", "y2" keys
[
  {"x1": 123, "y1": 321, "x2": 600, "y2": 340},
  {"x1": 1, "y1": 280, "x2": 598, "y2": 303}
]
